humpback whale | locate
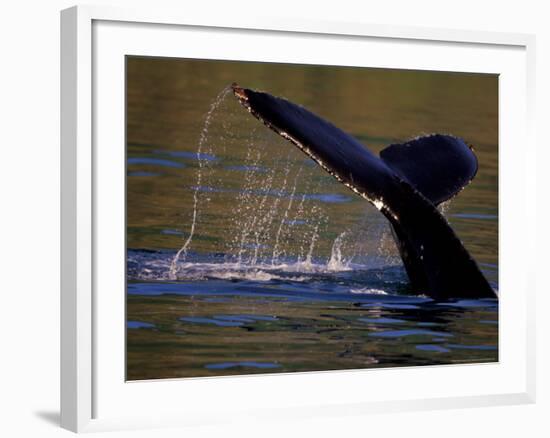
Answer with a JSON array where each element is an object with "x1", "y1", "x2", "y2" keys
[{"x1": 231, "y1": 83, "x2": 497, "y2": 300}]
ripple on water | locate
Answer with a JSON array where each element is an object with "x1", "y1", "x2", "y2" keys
[
  {"x1": 369, "y1": 329, "x2": 453, "y2": 338},
  {"x1": 437, "y1": 299, "x2": 498, "y2": 309},
  {"x1": 205, "y1": 361, "x2": 281, "y2": 370},
  {"x1": 127, "y1": 157, "x2": 185, "y2": 168},
  {"x1": 127, "y1": 321, "x2": 155, "y2": 329},
  {"x1": 451, "y1": 213, "x2": 498, "y2": 220},
  {"x1": 479, "y1": 319, "x2": 498, "y2": 325},
  {"x1": 303, "y1": 193, "x2": 351, "y2": 203},
  {"x1": 161, "y1": 229, "x2": 184, "y2": 236},
  {"x1": 446, "y1": 344, "x2": 497, "y2": 351},
  {"x1": 179, "y1": 317, "x2": 242, "y2": 327},
  {"x1": 214, "y1": 314, "x2": 278, "y2": 322},
  {"x1": 358, "y1": 317, "x2": 406, "y2": 324},
  {"x1": 362, "y1": 303, "x2": 420, "y2": 310},
  {"x1": 415, "y1": 345, "x2": 451, "y2": 353},
  {"x1": 179, "y1": 314, "x2": 278, "y2": 327},
  {"x1": 154, "y1": 150, "x2": 218, "y2": 161}
]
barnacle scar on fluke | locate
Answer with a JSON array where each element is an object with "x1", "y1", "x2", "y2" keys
[{"x1": 230, "y1": 83, "x2": 497, "y2": 300}]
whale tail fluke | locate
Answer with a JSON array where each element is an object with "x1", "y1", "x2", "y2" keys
[
  {"x1": 380, "y1": 135, "x2": 479, "y2": 206},
  {"x1": 231, "y1": 83, "x2": 496, "y2": 300}
]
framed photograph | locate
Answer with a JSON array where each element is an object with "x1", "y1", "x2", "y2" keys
[{"x1": 61, "y1": 5, "x2": 536, "y2": 433}]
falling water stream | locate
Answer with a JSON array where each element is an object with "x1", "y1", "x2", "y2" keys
[
  {"x1": 158, "y1": 88, "x2": 404, "y2": 285},
  {"x1": 169, "y1": 86, "x2": 233, "y2": 278}
]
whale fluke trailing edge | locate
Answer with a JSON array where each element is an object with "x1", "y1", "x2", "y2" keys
[{"x1": 231, "y1": 83, "x2": 497, "y2": 300}]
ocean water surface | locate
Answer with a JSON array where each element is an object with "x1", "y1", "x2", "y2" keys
[{"x1": 126, "y1": 57, "x2": 498, "y2": 380}]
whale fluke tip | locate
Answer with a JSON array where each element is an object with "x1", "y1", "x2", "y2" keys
[{"x1": 231, "y1": 83, "x2": 248, "y2": 101}]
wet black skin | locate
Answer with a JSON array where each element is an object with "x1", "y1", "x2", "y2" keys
[{"x1": 231, "y1": 83, "x2": 497, "y2": 300}]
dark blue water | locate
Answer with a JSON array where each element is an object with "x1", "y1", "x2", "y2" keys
[{"x1": 126, "y1": 249, "x2": 498, "y2": 380}]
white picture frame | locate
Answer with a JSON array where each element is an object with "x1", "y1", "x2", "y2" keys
[{"x1": 60, "y1": 4, "x2": 536, "y2": 433}]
